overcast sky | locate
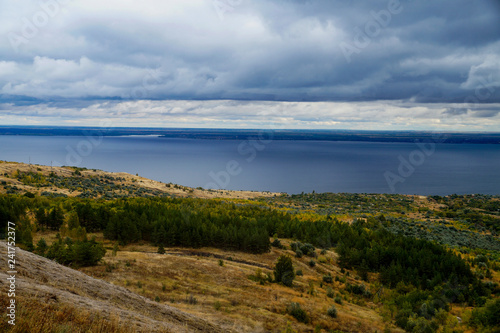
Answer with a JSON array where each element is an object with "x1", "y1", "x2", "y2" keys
[{"x1": 1, "y1": 0, "x2": 499, "y2": 131}]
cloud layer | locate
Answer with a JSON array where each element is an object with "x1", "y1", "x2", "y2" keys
[{"x1": 1, "y1": 0, "x2": 499, "y2": 129}]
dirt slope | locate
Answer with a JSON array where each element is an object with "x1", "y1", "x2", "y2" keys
[{"x1": 0, "y1": 241, "x2": 232, "y2": 332}]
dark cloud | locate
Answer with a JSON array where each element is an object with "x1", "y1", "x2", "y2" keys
[{"x1": 0, "y1": 0, "x2": 499, "y2": 129}]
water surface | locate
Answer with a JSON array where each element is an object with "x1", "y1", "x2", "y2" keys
[{"x1": 0, "y1": 135, "x2": 498, "y2": 195}]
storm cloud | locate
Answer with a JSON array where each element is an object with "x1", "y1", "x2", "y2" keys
[{"x1": 0, "y1": 0, "x2": 499, "y2": 129}]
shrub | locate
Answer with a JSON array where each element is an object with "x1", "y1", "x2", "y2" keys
[
  {"x1": 272, "y1": 238, "x2": 284, "y2": 248},
  {"x1": 295, "y1": 249, "x2": 303, "y2": 258},
  {"x1": 309, "y1": 259, "x2": 316, "y2": 267},
  {"x1": 300, "y1": 243, "x2": 317, "y2": 257},
  {"x1": 326, "y1": 287, "x2": 335, "y2": 298},
  {"x1": 308, "y1": 281, "x2": 315, "y2": 296},
  {"x1": 296, "y1": 269, "x2": 303, "y2": 276},
  {"x1": 281, "y1": 271, "x2": 295, "y2": 287},
  {"x1": 155, "y1": 296, "x2": 161, "y2": 302},
  {"x1": 323, "y1": 274, "x2": 333, "y2": 284},
  {"x1": 327, "y1": 305, "x2": 338, "y2": 318},
  {"x1": 112, "y1": 243, "x2": 119, "y2": 256},
  {"x1": 250, "y1": 268, "x2": 268, "y2": 285},
  {"x1": 218, "y1": 259, "x2": 224, "y2": 266},
  {"x1": 214, "y1": 301, "x2": 222, "y2": 311},
  {"x1": 287, "y1": 302, "x2": 309, "y2": 323},
  {"x1": 334, "y1": 296, "x2": 343, "y2": 304}
]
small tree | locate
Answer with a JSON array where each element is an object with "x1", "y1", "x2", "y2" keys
[
  {"x1": 157, "y1": 244, "x2": 165, "y2": 254},
  {"x1": 35, "y1": 238, "x2": 48, "y2": 256},
  {"x1": 274, "y1": 254, "x2": 295, "y2": 287},
  {"x1": 112, "y1": 243, "x2": 119, "y2": 257}
]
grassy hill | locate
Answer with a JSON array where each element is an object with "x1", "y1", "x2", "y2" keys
[{"x1": 1, "y1": 161, "x2": 499, "y2": 332}]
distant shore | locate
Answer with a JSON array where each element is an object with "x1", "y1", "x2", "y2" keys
[{"x1": 1, "y1": 126, "x2": 500, "y2": 144}]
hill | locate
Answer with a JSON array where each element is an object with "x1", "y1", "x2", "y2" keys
[
  {"x1": 0, "y1": 160, "x2": 279, "y2": 200},
  {"x1": 0, "y1": 240, "x2": 228, "y2": 332}
]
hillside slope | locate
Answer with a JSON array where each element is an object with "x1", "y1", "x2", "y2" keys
[
  {"x1": 0, "y1": 241, "x2": 231, "y2": 333},
  {"x1": 0, "y1": 160, "x2": 278, "y2": 199}
]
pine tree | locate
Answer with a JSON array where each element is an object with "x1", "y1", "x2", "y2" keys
[
  {"x1": 274, "y1": 255, "x2": 295, "y2": 287},
  {"x1": 35, "y1": 238, "x2": 48, "y2": 256}
]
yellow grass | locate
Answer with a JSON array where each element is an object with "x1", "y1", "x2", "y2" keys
[{"x1": 76, "y1": 238, "x2": 396, "y2": 332}]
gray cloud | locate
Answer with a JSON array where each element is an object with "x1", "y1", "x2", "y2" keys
[{"x1": 0, "y1": 0, "x2": 499, "y2": 129}]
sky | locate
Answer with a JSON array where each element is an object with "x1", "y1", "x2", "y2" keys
[{"x1": 1, "y1": 0, "x2": 500, "y2": 131}]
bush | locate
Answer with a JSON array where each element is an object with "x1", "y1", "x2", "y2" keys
[
  {"x1": 295, "y1": 249, "x2": 303, "y2": 258},
  {"x1": 323, "y1": 274, "x2": 333, "y2": 284},
  {"x1": 309, "y1": 259, "x2": 316, "y2": 267},
  {"x1": 300, "y1": 243, "x2": 316, "y2": 257},
  {"x1": 274, "y1": 255, "x2": 295, "y2": 287},
  {"x1": 334, "y1": 296, "x2": 343, "y2": 304},
  {"x1": 327, "y1": 305, "x2": 338, "y2": 318},
  {"x1": 296, "y1": 269, "x2": 303, "y2": 276},
  {"x1": 326, "y1": 287, "x2": 335, "y2": 298},
  {"x1": 281, "y1": 271, "x2": 295, "y2": 287},
  {"x1": 287, "y1": 302, "x2": 309, "y2": 323},
  {"x1": 347, "y1": 283, "x2": 372, "y2": 298},
  {"x1": 272, "y1": 238, "x2": 284, "y2": 249}
]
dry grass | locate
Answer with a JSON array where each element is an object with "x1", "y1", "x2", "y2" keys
[
  {"x1": 0, "y1": 296, "x2": 137, "y2": 333},
  {"x1": 78, "y1": 239, "x2": 394, "y2": 332},
  {"x1": 0, "y1": 160, "x2": 280, "y2": 199},
  {"x1": 0, "y1": 241, "x2": 230, "y2": 333}
]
